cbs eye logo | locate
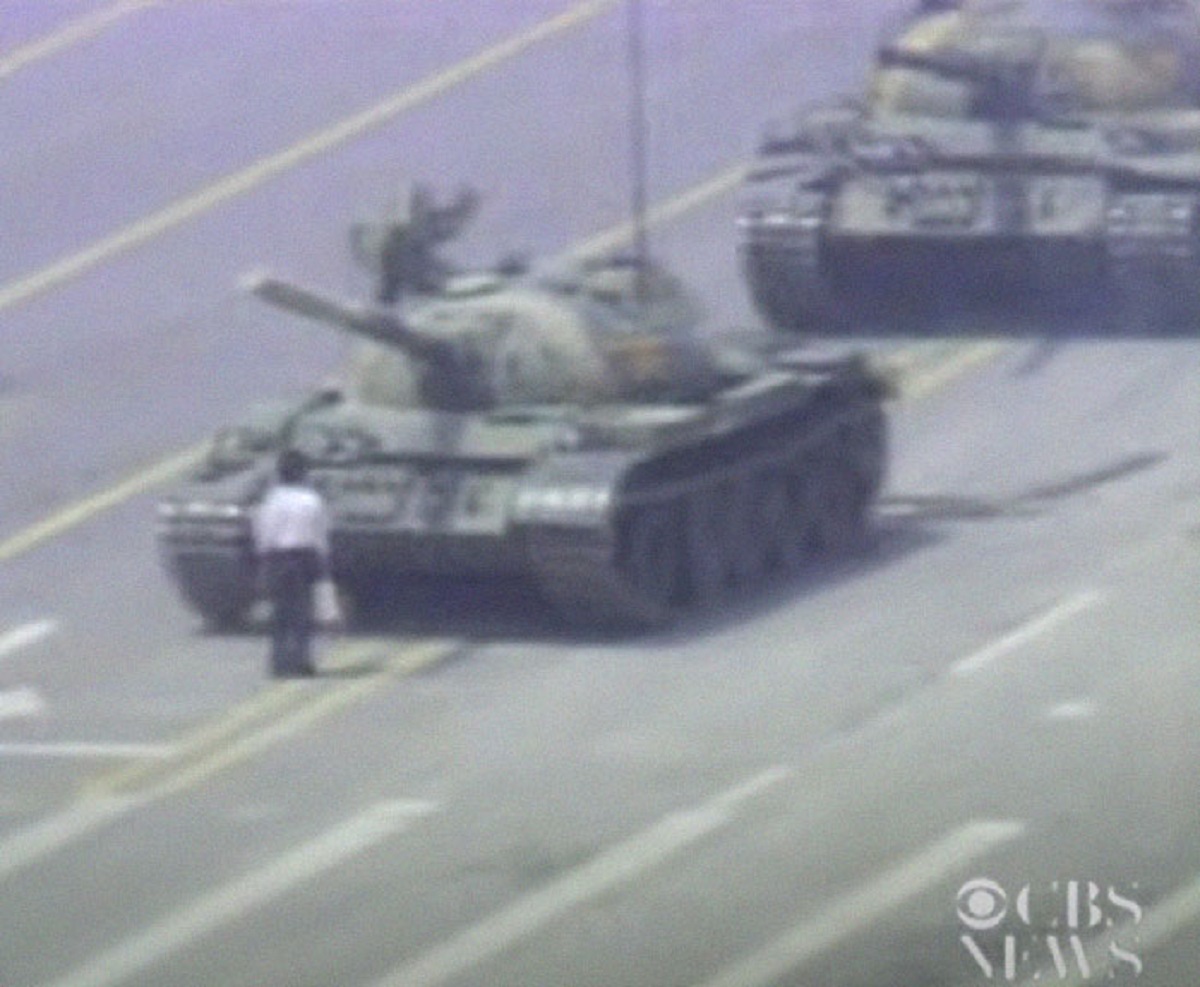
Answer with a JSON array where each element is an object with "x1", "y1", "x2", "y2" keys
[{"x1": 957, "y1": 878, "x2": 1009, "y2": 931}]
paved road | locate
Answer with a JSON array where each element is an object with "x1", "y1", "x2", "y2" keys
[{"x1": 0, "y1": 2, "x2": 1197, "y2": 985}]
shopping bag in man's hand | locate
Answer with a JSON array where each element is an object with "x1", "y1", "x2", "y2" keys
[{"x1": 313, "y1": 578, "x2": 344, "y2": 629}]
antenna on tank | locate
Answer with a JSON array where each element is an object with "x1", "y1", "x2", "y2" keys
[{"x1": 627, "y1": 0, "x2": 650, "y2": 303}]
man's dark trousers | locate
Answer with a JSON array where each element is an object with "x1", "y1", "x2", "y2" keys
[{"x1": 264, "y1": 548, "x2": 319, "y2": 677}]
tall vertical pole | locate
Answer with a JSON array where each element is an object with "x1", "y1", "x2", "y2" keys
[{"x1": 627, "y1": 0, "x2": 649, "y2": 303}]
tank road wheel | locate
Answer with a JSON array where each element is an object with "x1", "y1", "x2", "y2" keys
[
  {"x1": 753, "y1": 472, "x2": 795, "y2": 574},
  {"x1": 805, "y1": 458, "x2": 868, "y2": 557},
  {"x1": 618, "y1": 505, "x2": 681, "y2": 627},
  {"x1": 846, "y1": 407, "x2": 888, "y2": 506},
  {"x1": 198, "y1": 599, "x2": 254, "y2": 634},
  {"x1": 341, "y1": 576, "x2": 396, "y2": 626},
  {"x1": 686, "y1": 474, "x2": 793, "y2": 601},
  {"x1": 684, "y1": 487, "x2": 726, "y2": 604},
  {"x1": 776, "y1": 468, "x2": 820, "y2": 565},
  {"x1": 181, "y1": 572, "x2": 257, "y2": 633},
  {"x1": 726, "y1": 473, "x2": 789, "y2": 586},
  {"x1": 189, "y1": 582, "x2": 260, "y2": 633}
]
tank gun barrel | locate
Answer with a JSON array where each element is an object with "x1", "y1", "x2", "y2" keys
[
  {"x1": 242, "y1": 271, "x2": 453, "y2": 364},
  {"x1": 876, "y1": 41, "x2": 1032, "y2": 83}
]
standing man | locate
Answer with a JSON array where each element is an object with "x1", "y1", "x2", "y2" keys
[{"x1": 253, "y1": 448, "x2": 331, "y2": 678}]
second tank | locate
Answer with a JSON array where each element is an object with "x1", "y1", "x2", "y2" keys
[{"x1": 738, "y1": 0, "x2": 1200, "y2": 335}]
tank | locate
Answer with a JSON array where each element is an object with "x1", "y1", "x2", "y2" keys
[
  {"x1": 156, "y1": 187, "x2": 889, "y2": 630},
  {"x1": 737, "y1": 0, "x2": 1200, "y2": 335}
]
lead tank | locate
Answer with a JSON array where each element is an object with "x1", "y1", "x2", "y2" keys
[
  {"x1": 738, "y1": 0, "x2": 1200, "y2": 334},
  {"x1": 156, "y1": 187, "x2": 888, "y2": 630}
]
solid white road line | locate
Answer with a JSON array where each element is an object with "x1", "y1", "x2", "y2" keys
[
  {"x1": 0, "y1": 0, "x2": 619, "y2": 315},
  {"x1": 950, "y1": 590, "x2": 1102, "y2": 677},
  {"x1": 695, "y1": 819, "x2": 1027, "y2": 987},
  {"x1": 1044, "y1": 698, "x2": 1098, "y2": 721},
  {"x1": 0, "y1": 742, "x2": 175, "y2": 759},
  {"x1": 371, "y1": 766, "x2": 792, "y2": 987},
  {"x1": 0, "y1": 685, "x2": 47, "y2": 722},
  {"x1": 0, "y1": 619, "x2": 58, "y2": 661},
  {"x1": 40, "y1": 799, "x2": 438, "y2": 987}
]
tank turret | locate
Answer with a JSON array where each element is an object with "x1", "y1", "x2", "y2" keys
[
  {"x1": 870, "y1": 0, "x2": 1200, "y2": 119},
  {"x1": 244, "y1": 249, "x2": 726, "y2": 412},
  {"x1": 739, "y1": 0, "x2": 1200, "y2": 335}
]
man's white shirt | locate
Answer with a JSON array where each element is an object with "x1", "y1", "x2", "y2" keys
[{"x1": 254, "y1": 484, "x2": 330, "y2": 558}]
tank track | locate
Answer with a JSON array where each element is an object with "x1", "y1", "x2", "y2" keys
[
  {"x1": 1105, "y1": 191, "x2": 1200, "y2": 330},
  {"x1": 162, "y1": 542, "x2": 259, "y2": 631},
  {"x1": 525, "y1": 384, "x2": 886, "y2": 629}
]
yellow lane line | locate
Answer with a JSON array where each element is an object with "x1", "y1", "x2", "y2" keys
[
  {"x1": 81, "y1": 664, "x2": 325, "y2": 798},
  {"x1": 570, "y1": 163, "x2": 750, "y2": 259},
  {"x1": 0, "y1": 0, "x2": 620, "y2": 315},
  {"x1": 85, "y1": 637, "x2": 385, "y2": 796},
  {"x1": 0, "y1": 0, "x2": 156, "y2": 81},
  {"x1": 0, "y1": 441, "x2": 207, "y2": 563},
  {"x1": 899, "y1": 340, "x2": 1009, "y2": 400},
  {"x1": 85, "y1": 638, "x2": 453, "y2": 799},
  {"x1": 147, "y1": 639, "x2": 453, "y2": 799}
]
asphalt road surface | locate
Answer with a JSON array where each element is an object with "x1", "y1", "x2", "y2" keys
[{"x1": 0, "y1": 3, "x2": 1198, "y2": 986}]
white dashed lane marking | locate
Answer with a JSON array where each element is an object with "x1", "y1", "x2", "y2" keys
[
  {"x1": 695, "y1": 820, "x2": 1027, "y2": 987},
  {"x1": 41, "y1": 799, "x2": 439, "y2": 987},
  {"x1": 1045, "y1": 698, "x2": 1099, "y2": 721},
  {"x1": 369, "y1": 766, "x2": 792, "y2": 987},
  {"x1": 0, "y1": 686, "x2": 47, "y2": 723},
  {"x1": 0, "y1": 619, "x2": 58, "y2": 662},
  {"x1": 0, "y1": 622, "x2": 57, "y2": 722},
  {"x1": 950, "y1": 591, "x2": 1102, "y2": 678}
]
